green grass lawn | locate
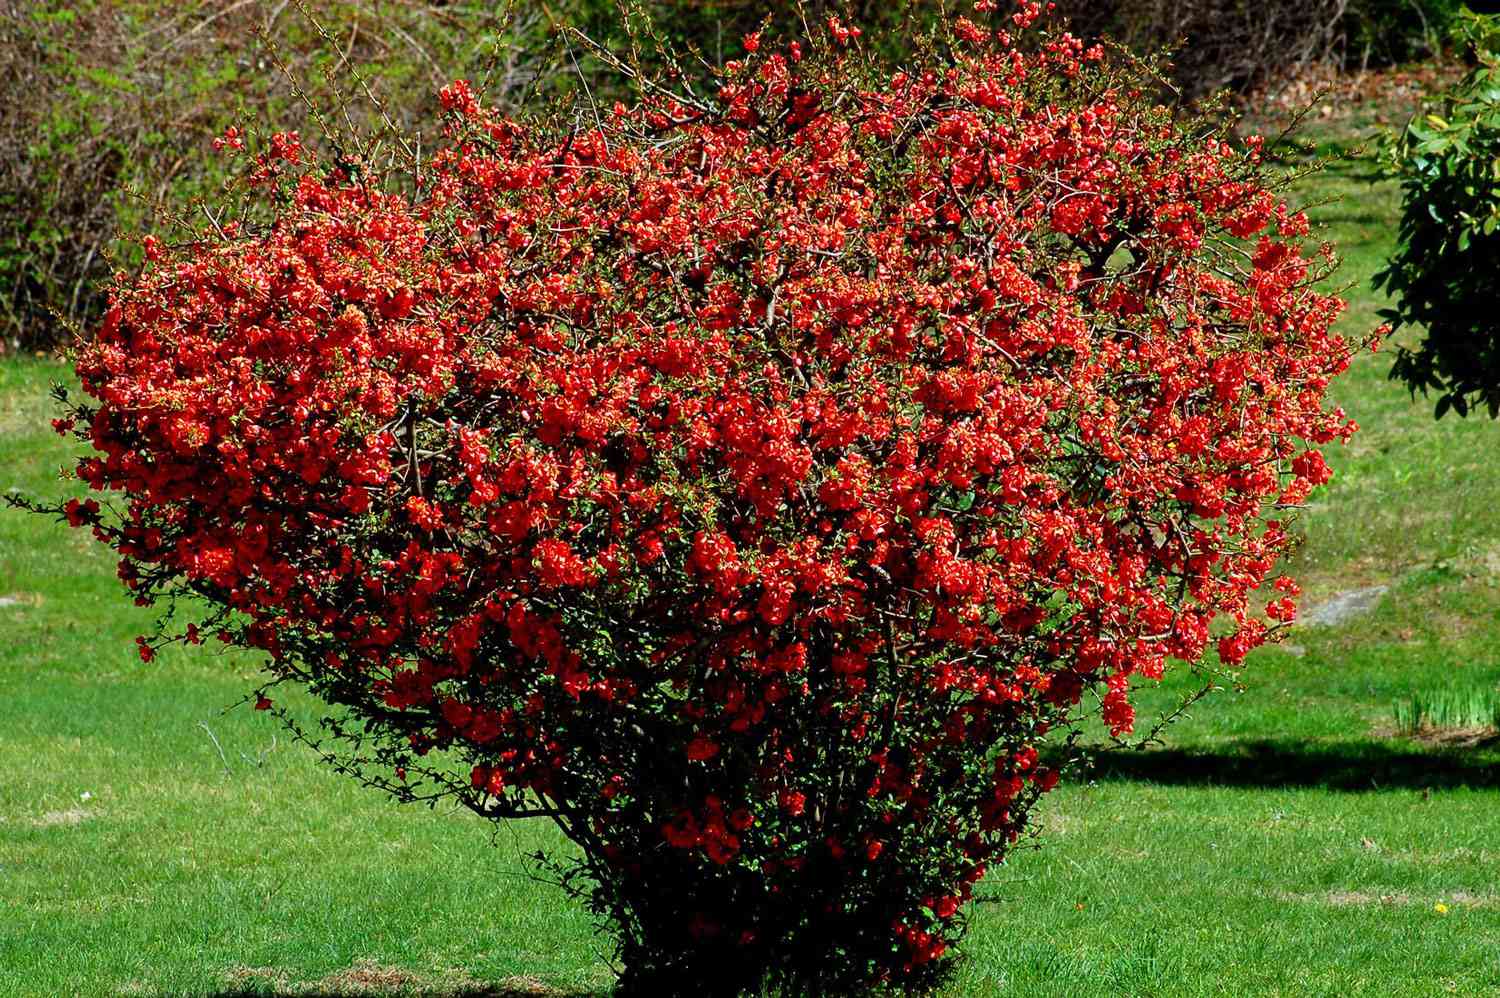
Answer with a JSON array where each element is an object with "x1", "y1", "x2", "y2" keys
[{"x1": 4, "y1": 105, "x2": 1500, "y2": 996}]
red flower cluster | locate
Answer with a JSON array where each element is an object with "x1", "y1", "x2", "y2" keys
[{"x1": 47, "y1": 5, "x2": 1367, "y2": 992}]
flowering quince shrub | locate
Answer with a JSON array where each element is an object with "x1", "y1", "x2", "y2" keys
[{"x1": 29, "y1": 2, "x2": 1374, "y2": 993}]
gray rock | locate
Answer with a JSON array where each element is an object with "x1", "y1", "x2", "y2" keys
[{"x1": 1299, "y1": 585, "x2": 1389, "y2": 628}]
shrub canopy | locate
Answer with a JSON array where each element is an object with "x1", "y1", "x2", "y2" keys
[{"x1": 40, "y1": 4, "x2": 1364, "y2": 993}]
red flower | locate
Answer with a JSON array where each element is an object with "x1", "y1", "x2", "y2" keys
[
  {"x1": 685, "y1": 736, "x2": 720, "y2": 762},
  {"x1": 62, "y1": 498, "x2": 99, "y2": 527}
]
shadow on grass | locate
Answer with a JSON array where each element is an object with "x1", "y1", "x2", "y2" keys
[{"x1": 1068, "y1": 737, "x2": 1500, "y2": 792}]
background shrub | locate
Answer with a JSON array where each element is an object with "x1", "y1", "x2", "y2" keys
[
  {"x1": 0, "y1": 0, "x2": 547, "y2": 353},
  {"x1": 1377, "y1": 9, "x2": 1500, "y2": 417},
  {"x1": 1343, "y1": 0, "x2": 1468, "y2": 69},
  {"x1": 1055, "y1": 0, "x2": 1353, "y2": 98},
  {"x1": 1052, "y1": 0, "x2": 1489, "y2": 97}
]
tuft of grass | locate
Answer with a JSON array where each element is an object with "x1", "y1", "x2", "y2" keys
[{"x1": 1393, "y1": 686, "x2": 1500, "y2": 736}]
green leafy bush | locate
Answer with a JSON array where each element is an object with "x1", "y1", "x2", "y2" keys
[
  {"x1": 1377, "y1": 9, "x2": 1500, "y2": 417},
  {"x1": 1344, "y1": 0, "x2": 1467, "y2": 69}
]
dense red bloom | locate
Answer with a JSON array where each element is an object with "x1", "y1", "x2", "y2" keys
[
  {"x1": 62, "y1": 497, "x2": 99, "y2": 527},
  {"x1": 686, "y1": 736, "x2": 721, "y2": 761},
  {"x1": 42, "y1": 7, "x2": 1370, "y2": 993}
]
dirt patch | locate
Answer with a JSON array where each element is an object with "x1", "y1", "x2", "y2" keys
[
  {"x1": 221, "y1": 961, "x2": 573, "y2": 996},
  {"x1": 1034, "y1": 810, "x2": 1076, "y2": 836},
  {"x1": 491, "y1": 978, "x2": 569, "y2": 997},
  {"x1": 1410, "y1": 726, "x2": 1500, "y2": 749},
  {"x1": 1276, "y1": 889, "x2": 1500, "y2": 909},
  {"x1": 1241, "y1": 61, "x2": 1464, "y2": 134},
  {"x1": 1390, "y1": 846, "x2": 1500, "y2": 866},
  {"x1": 1274, "y1": 889, "x2": 1408, "y2": 907},
  {"x1": 30, "y1": 806, "x2": 90, "y2": 827},
  {"x1": 1371, "y1": 721, "x2": 1500, "y2": 749},
  {"x1": 310, "y1": 961, "x2": 439, "y2": 994},
  {"x1": 1447, "y1": 892, "x2": 1500, "y2": 908},
  {"x1": 1327, "y1": 890, "x2": 1408, "y2": 907},
  {"x1": 223, "y1": 965, "x2": 292, "y2": 990}
]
